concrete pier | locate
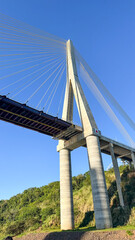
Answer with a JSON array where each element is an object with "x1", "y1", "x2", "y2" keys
[
  {"x1": 109, "y1": 143, "x2": 124, "y2": 207},
  {"x1": 131, "y1": 152, "x2": 135, "y2": 169},
  {"x1": 86, "y1": 135, "x2": 112, "y2": 229},
  {"x1": 59, "y1": 148, "x2": 74, "y2": 230}
]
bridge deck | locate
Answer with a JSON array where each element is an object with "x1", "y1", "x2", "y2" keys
[
  {"x1": 0, "y1": 95, "x2": 82, "y2": 140},
  {"x1": 59, "y1": 131, "x2": 135, "y2": 162},
  {"x1": 99, "y1": 135, "x2": 134, "y2": 161},
  {"x1": 0, "y1": 95, "x2": 134, "y2": 162}
]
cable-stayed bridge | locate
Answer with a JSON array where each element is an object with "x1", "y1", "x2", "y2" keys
[{"x1": 0, "y1": 13, "x2": 135, "y2": 230}]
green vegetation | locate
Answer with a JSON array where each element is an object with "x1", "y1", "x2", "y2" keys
[
  {"x1": 126, "y1": 230, "x2": 133, "y2": 236},
  {"x1": 0, "y1": 165, "x2": 135, "y2": 239}
]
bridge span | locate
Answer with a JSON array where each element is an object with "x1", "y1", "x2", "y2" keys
[
  {"x1": 0, "y1": 95, "x2": 134, "y2": 164},
  {"x1": 0, "y1": 95, "x2": 82, "y2": 140}
]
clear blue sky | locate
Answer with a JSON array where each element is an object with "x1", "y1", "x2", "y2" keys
[{"x1": 0, "y1": 0, "x2": 135, "y2": 200}]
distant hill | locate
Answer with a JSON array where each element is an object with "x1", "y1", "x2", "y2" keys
[{"x1": 0, "y1": 165, "x2": 135, "y2": 238}]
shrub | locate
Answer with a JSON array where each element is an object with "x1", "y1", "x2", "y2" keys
[
  {"x1": 126, "y1": 230, "x2": 133, "y2": 236},
  {"x1": 5, "y1": 220, "x2": 25, "y2": 235},
  {"x1": 41, "y1": 207, "x2": 54, "y2": 221},
  {"x1": 18, "y1": 206, "x2": 41, "y2": 221}
]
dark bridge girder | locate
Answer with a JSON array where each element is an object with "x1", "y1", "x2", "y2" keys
[{"x1": 0, "y1": 95, "x2": 82, "y2": 140}]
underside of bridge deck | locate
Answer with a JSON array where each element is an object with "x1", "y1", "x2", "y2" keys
[
  {"x1": 0, "y1": 95, "x2": 82, "y2": 140},
  {"x1": 57, "y1": 131, "x2": 135, "y2": 162}
]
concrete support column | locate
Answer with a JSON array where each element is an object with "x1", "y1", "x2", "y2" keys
[
  {"x1": 86, "y1": 135, "x2": 112, "y2": 229},
  {"x1": 59, "y1": 148, "x2": 74, "y2": 230},
  {"x1": 109, "y1": 143, "x2": 124, "y2": 207},
  {"x1": 131, "y1": 152, "x2": 135, "y2": 169},
  {"x1": 128, "y1": 161, "x2": 132, "y2": 169}
]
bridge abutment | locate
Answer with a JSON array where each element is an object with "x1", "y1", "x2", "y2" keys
[
  {"x1": 59, "y1": 148, "x2": 74, "y2": 230},
  {"x1": 86, "y1": 135, "x2": 112, "y2": 229}
]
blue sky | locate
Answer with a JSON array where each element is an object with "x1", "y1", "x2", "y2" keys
[{"x1": 0, "y1": 0, "x2": 135, "y2": 200}]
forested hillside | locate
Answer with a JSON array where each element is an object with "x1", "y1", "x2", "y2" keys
[{"x1": 0, "y1": 165, "x2": 135, "y2": 238}]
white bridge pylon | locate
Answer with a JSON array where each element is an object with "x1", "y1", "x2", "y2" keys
[{"x1": 57, "y1": 40, "x2": 113, "y2": 230}]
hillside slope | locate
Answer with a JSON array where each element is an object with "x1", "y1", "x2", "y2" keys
[{"x1": 0, "y1": 165, "x2": 135, "y2": 238}]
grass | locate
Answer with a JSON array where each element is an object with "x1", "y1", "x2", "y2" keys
[{"x1": 126, "y1": 230, "x2": 134, "y2": 236}]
